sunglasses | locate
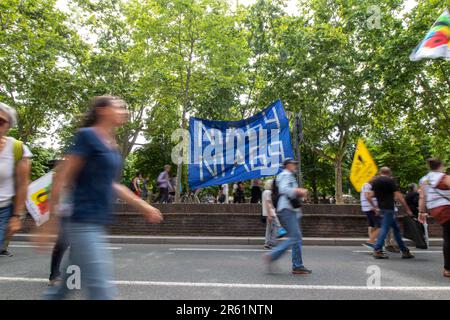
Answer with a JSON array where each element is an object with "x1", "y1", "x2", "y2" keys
[{"x1": 0, "y1": 118, "x2": 9, "y2": 126}]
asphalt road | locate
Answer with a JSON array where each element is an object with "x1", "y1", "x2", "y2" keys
[{"x1": 0, "y1": 242, "x2": 449, "y2": 300}]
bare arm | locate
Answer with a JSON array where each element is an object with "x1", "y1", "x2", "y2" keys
[
  {"x1": 13, "y1": 157, "x2": 31, "y2": 216},
  {"x1": 113, "y1": 183, "x2": 163, "y2": 224},
  {"x1": 50, "y1": 155, "x2": 85, "y2": 213},
  {"x1": 395, "y1": 191, "x2": 413, "y2": 216},
  {"x1": 32, "y1": 155, "x2": 86, "y2": 250},
  {"x1": 365, "y1": 191, "x2": 379, "y2": 212},
  {"x1": 418, "y1": 185, "x2": 428, "y2": 223},
  {"x1": 7, "y1": 157, "x2": 31, "y2": 236}
]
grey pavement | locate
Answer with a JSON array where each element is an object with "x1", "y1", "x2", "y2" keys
[{"x1": 0, "y1": 242, "x2": 449, "y2": 300}]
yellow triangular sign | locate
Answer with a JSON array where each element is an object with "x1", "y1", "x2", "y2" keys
[{"x1": 350, "y1": 139, "x2": 378, "y2": 192}]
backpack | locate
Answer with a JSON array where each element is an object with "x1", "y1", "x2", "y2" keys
[{"x1": 271, "y1": 179, "x2": 280, "y2": 209}]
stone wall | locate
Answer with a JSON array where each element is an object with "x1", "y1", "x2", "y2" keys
[{"x1": 21, "y1": 204, "x2": 443, "y2": 238}]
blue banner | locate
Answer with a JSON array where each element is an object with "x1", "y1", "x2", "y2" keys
[{"x1": 188, "y1": 99, "x2": 294, "y2": 189}]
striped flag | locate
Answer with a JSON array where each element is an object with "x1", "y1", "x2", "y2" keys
[{"x1": 410, "y1": 9, "x2": 450, "y2": 61}]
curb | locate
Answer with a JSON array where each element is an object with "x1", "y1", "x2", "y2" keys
[{"x1": 11, "y1": 234, "x2": 443, "y2": 246}]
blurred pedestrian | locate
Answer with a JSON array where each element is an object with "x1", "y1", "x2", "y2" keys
[
  {"x1": 48, "y1": 160, "x2": 72, "y2": 286},
  {"x1": 262, "y1": 179, "x2": 280, "y2": 249},
  {"x1": 233, "y1": 182, "x2": 245, "y2": 203},
  {"x1": 39, "y1": 96, "x2": 162, "y2": 300},
  {"x1": 157, "y1": 165, "x2": 172, "y2": 203},
  {"x1": 0, "y1": 102, "x2": 32, "y2": 257},
  {"x1": 130, "y1": 172, "x2": 142, "y2": 197},
  {"x1": 141, "y1": 176, "x2": 150, "y2": 202},
  {"x1": 369, "y1": 167, "x2": 414, "y2": 259},
  {"x1": 263, "y1": 158, "x2": 311, "y2": 275},
  {"x1": 251, "y1": 179, "x2": 262, "y2": 203},
  {"x1": 419, "y1": 158, "x2": 450, "y2": 277},
  {"x1": 221, "y1": 184, "x2": 229, "y2": 204},
  {"x1": 361, "y1": 181, "x2": 381, "y2": 249},
  {"x1": 405, "y1": 183, "x2": 420, "y2": 218}
]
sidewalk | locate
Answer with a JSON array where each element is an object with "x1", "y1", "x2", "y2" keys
[{"x1": 12, "y1": 233, "x2": 443, "y2": 246}]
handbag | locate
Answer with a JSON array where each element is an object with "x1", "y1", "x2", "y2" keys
[{"x1": 289, "y1": 196, "x2": 302, "y2": 209}]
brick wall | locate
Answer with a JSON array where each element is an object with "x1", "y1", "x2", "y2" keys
[{"x1": 21, "y1": 204, "x2": 443, "y2": 238}]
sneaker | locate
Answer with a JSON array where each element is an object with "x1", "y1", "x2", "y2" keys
[
  {"x1": 401, "y1": 249, "x2": 415, "y2": 259},
  {"x1": 0, "y1": 250, "x2": 13, "y2": 257},
  {"x1": 292, "y1": 266, "x2": 312, "y2": 275},
  {"x1": 48, "y1": 278, "x2": 63, "y2": 286},
  {"x1": 373, "y1": 250, "x2": 389, "y2": 259},
  {"x1": 263, "y1": 245, "x2": 272, "y2": 250},
  {"x1": 362, "y1": 242, "x2": 375, "y2": 250},
  {"x1": 443, "y1": 269, "x2": 450, "y2": 278}
]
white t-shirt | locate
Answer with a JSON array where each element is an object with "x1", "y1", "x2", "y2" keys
[
  {"x1": 360, "y1": 182, "x2": 378, "y2": 212},
  {"x1": 0, "y1": 137, "x2": 32, "y2": 204},
  {"x1": 262, "y1": 189, "x2": 275, "y2": 217},
  {"x1": 221, "y1": 184, "x2": 229, "y2": 203}
]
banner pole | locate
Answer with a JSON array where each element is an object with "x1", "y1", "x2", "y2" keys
[{"x1": 297, "y1": 111, "x2": 303, "y2": 187}]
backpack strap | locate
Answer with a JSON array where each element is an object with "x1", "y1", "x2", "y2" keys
[{"x1": 12, "y1": 138, "x2": 24, "y2": 164}]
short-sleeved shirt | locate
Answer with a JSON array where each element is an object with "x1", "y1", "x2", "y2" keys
[
  {"x1": 360, "y1": 182, "x2": 378, "y2": 212},
  {"x1": 0, "y1": 137, "x2": 33, "y2": 204},
  {"x1": 371, "y1": 176, "x2": 398, "y2": 210},
  {"x1": 68, "y1": 128, "x2": 122, "y2": 225}
]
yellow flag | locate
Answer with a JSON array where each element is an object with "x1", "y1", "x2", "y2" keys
[{"x1": 350, "y1": 139, "x2": 378, "y2": 192}]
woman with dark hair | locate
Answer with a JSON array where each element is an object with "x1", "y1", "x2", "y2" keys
[
  {"x1": 419, "y1": 158, "x2": 450, "y2": 277},
  {"x1": 39, "y1": 96, "x2": 163, "y2": 299}
]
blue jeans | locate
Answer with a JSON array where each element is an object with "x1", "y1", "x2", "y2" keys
[
  {"x1": 269, "y1": 209, "x2": 304, "y2": 269},
  {"x1": 43, "y1": 221, "x2": 116, "y2": 300},
  {"x1": 0, "y1": 205, "x2": 13, "y2": 247},
  {"x1": 374, "y1": 209, "x2": 408, "y2": 252}
]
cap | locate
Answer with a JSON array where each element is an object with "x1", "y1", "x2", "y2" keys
[{"x1": 283, "y1": 158, "x2": 299, "y2": 167}]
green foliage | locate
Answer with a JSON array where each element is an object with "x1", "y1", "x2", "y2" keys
[{"x1": 1, "y1": 0, "x2": 448, "y2": 201}]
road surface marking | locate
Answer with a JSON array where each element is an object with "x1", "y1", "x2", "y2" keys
[
  {"x1": 8, "y1": 244, "x2": 122, "y2": 250},
  {"x1": 352, "y1": 250, "x2": 441, "y2": 254},
  {"x1": 0, "y1": 277, "x2": 449, "y2": 291},
  {"x1": 170, "y1": 248, "x2": 267, "y2": 252}
]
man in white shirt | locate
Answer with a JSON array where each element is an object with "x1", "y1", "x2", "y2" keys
[
  {"x1": 0, "y1": 102, "x2": 32, "y2": 257},
  {"x1": 361, "y1": 182, "x2": 381, "y2": 249}
]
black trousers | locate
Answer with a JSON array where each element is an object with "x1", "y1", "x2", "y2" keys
[
  {"x1": 250, "y1": 186, "x2": 262, "y2": 203},
  {"x1": 159, "y1": 187, "x2": 169, "y2": 203},
  {"x1": 49, "y1": 218, "x2": 70, "y2": 281},
  {"x1": 443, "y1": 220, "x2": 450, "y2": 270}
]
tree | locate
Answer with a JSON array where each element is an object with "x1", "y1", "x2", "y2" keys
[{"x1": 0, "y1": 0, "x2": 87, "y2": 144}]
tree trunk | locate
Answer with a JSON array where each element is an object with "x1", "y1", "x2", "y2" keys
[
  {"x1": 311, "y1": 173, "x2": 318, "y2": 204},
  {"x1": 334, "y1": 158, "x2": 343, "y2": 204}
]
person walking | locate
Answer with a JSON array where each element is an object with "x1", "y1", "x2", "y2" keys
[
  {"x1": 251, "y1": 179, "x2": 262, "y2": 203},
  {"x1": 0, "y1": 102, "x2": 32, "y2": 257},
  {"x1": 405, "y1": 183, "x2": 420, "y2": 218},
  {"x1": 369, "y1": 167, "x2": 414, "y2": 259},
  {"x1": 48, "y1": 161, "x2": 72, "y2": 286},
  {"x1": 130, "y1": 173, "x2": 142, "y2": 197},
  {"x1": 263, "y1": 158, "x2": 311, "y2": 275},
  {"x1": 37, "y1": 96, "x2": 163, "y2": 300},
  {"x1": 221, "y1": 184, "x2": 229, "y2": 204},
  {"x1": 361, "y1": 181, "x2": 381, "y2": 249},
  {"x1": 419, "y1": 158, "x2": 450, "y2": 277},
  {"x1": 233, "y1": 181, "x2": 245, "y2": 203},
  {"x1": 262, "y1": 179, "x2": 280, "y2": 249},
  {"x1": 141, "y1": 176, "x2": 150, "y2": 202},
  {"x1": 157, "y1": 165, "x2": 172, "y2": 203}
]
